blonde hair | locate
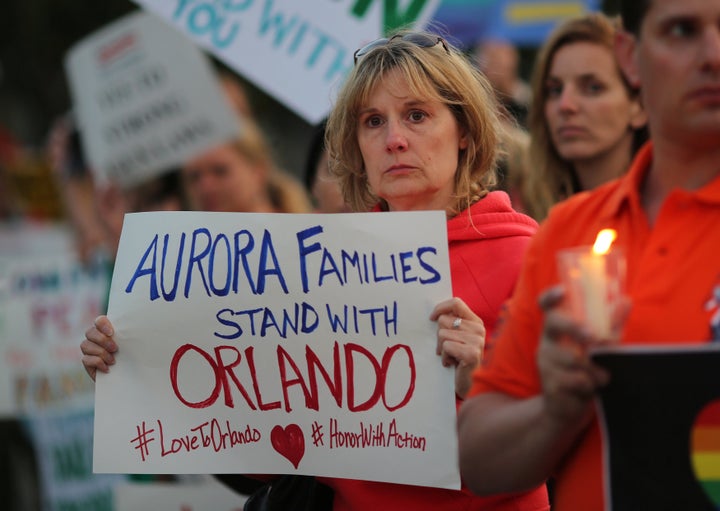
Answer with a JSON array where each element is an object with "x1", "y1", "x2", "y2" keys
[
  {"x1": 325, "y1": 30, "x2": 504, "y2": 216},
  {"x1": 231, "y1": 120, "x2": 313, "y2": 213},
  {"x1": 523, "y1": 12, "x2": 643, "y2": 221}
]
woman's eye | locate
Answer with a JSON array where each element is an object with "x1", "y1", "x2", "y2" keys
[
  {"x1": 408, "y1": 110, "x2": 426, "y2": 122},
  {"x1": 212, "y1": 165, "x2": 229, "y2": 177},
  {"x1": 364, "y1": 115, "x2": 383, "y2": 128},
  {"x1": 545, "y1": 83, "x2": 562, "y2": 98},
  {"x1": 584, "y1": 81, "x2": 605, "y2": 95}
]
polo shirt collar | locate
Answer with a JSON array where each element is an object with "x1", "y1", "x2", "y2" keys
[
  {"x1": 598, "y1": 141, "x2": 653, "y2": 222},
  {"x1": 599, "y1": 141, "x2": 720, "y2": 222},
  {"x1": 694, "y1": 163, "x2": 720, "y2": 205}
]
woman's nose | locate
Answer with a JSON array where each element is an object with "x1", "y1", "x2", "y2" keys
[
  {"x1": 557, "y1": 86, "x2": 579, "y2": 114},
  {"x1": 385, "y1": 121, "x2": 408, "y2": 152}
]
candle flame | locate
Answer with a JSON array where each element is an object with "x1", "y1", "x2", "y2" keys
[{"x1": 592, "y1": 229, "x2": 617, "y2": 255}]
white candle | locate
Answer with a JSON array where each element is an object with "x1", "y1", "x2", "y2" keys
[
  {"x1": 578, "y1": 252, "x2": 611, "y2": 338},
  {"x1": 577, "y1": 229, "x2": 617, "y2": 338}
]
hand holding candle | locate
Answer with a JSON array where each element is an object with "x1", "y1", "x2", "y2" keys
[{"x1": 557, "y1": 229, "x2": 626, "y2": 340}]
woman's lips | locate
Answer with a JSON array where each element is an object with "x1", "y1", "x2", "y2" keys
[
  {"x1": 385, "y1": 164, "x2": 414, "y2": 174},
  {"x1": 556, "y1": 125, "x2": 588, "y2": 138}
]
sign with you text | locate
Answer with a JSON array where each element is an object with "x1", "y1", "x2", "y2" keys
[
  {"x1": 133, "y1": 0, "x2": 441, "y2": 124},
  {"x1": 93, "y1": 211, "x2": 460, "y2": 489}
]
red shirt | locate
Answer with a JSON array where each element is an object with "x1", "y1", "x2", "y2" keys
[{"x1": 470, "y1": 143, "x2": 720, "y2": 510}]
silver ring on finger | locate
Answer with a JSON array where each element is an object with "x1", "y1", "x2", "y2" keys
[{"x1": 452, "y1": 317, "x2": 462, "y2": 330}]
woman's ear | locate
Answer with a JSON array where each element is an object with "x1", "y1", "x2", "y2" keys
[
  {"x1": 628, "y1": 98, "x2": 648, "y2": 130},
  {"x1": 459, "y1": 131, "x2": 469, "y2": 150}
]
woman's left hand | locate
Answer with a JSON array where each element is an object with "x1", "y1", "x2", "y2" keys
[{"x1": 430, "y1": 298, "x2": 485, "y2": 398}]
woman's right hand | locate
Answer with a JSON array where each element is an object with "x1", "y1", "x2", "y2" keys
[{"x1": 81, "y1": 315, "x2": 118, "y2": 381}]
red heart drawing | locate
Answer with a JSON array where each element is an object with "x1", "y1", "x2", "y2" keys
[{"x1": 270, "y1": 424, "x2": 305, "y2": 469}]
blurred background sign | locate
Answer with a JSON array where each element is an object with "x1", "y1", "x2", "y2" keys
[
  {"x1": 0, "y1": 225, "x2": 109, "y2": 416},
  {"x1": 133, "y1": 0, "x2": 441, "y2": 124},
  {"x1": 65, "y1": 11, "x2": 241, "y2": 189},
  {"x1": 431, "y1": 0, "x2": 602, "y2": 48}
]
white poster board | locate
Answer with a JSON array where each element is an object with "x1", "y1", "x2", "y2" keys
[
  {"x1": 0, "y1": 224, "x2": 110, "y2": 417},
  {"x1": 25, "y1": 410, "x2": 126, "y2": 511},
  {"x1": 133, "y1": 0, "x2": 441, "y2": 124},
  {"x1": 65, "y1": 11, "x2": 241, "y2": 188},
  {"x1": 93, "y1": 210, "x2": 461, "y2": 489}
]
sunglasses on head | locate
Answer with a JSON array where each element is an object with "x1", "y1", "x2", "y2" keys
[{"x1": 353, "y1": 33, "x2": 449, "y2": 64}]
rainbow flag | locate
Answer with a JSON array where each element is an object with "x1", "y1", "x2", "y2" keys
[
  {"x1": 594, "y1": 345, "x2": 720, "y2": 511},
  {"x1": 692, "y1": 401, "x2": 720, "y2": 506}
]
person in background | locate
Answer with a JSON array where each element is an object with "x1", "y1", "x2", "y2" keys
[
  {"x1": 216, "y1": 67, "x2": 256, "y2": 120},
  {"x1": 471, "y1": 40, "x2": 533, "y2": 216},
  {"x1": 472, "y1": 39, "x2": 532, "y2": 127},
  {"x1": 205, "y1": 65, "x2": 314, "y2": 216},
  {"x1": 46, "y1": 114, "x2": 187, "y2": 264},
  {"x1": 303, "y1": 119, "x2": 350, "y2": 213},
  {"x1": 181, "y1": 120, "x2": 312, "y2": 214},
  {"x1": 457, "y1": 1, "x2": 720, "y2": 510},
  {"x1": 494, "y1": 121, "x2": 532, "y2": 213},
  {"x1": 518, "y1": 12, "x2": 648, "y2": 221},
  {"x1": 80, "y1": 30, "x2": 548, "y2": 511},
  {"x1": 93, "y1": 170, "x2": 186, "y2": 258}
]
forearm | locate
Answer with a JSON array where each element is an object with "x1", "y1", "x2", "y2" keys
[{"x1": 457, "y1": 391, "x2": 591, "y2": 495}]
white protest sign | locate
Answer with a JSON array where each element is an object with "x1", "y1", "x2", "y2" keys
[
  {"x1": 25, "y1": 410, "x2": 126, "y2": 511},
  {"x1": 0, "y1": 224, "x2": 110, "y2": 417},
  {"x1": 114, "y1": 480, "x2": 246, "y2": 511},
  {"x1": 65, "y1": 11, "x2": 241, "y2": 188},
  {"x1": 94, "y1": 210, "x2": 460, "y2": 489},
  {"x1": 133, "y1": 0, "x2": 441, "y2": 124}
]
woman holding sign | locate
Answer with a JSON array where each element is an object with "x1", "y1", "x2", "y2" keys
[
  {"x1": 81, "y1": 31, "x2": 548, "y2": 511},
  {"x1": 316, "y1": 30, "x2": 548, "y2": 511}
]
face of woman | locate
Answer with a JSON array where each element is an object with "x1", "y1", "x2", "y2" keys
[
  {"x1": 544, "y1": 41, "x2": 643, "y2": 166},
  {"x1": 181, "y1": 143, "x2": 266, "y2": 212},
  {"x1": 357, "y1": 68, "x2": 468, "y2": 212},
  {"x1": 311, "y1": 150, "x2": 350, "y2": 213}
]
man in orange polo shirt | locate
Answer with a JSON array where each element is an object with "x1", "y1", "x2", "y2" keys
[{"x1": 456, "y1": 0, "x2": 720, "y2": 510}]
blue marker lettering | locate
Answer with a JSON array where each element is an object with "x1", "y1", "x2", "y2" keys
[
  {"x1": 297, "y1": 225, "x2": 323, "y2": 293},
  {"x1": 125, "y1": 234, "x2": 160, "y2": 300},
  {"x1": 257, "y1": 230, "x2": 288, "y2": 294},
  {"x1": 215, "y1": 308, "x2": 242, "y2": 339},
  {"x1": 318, "y1": 249, "x2": 343, "y2": 288},
  {"x1": 209, "y1": 234, "x2": 232, "y2": 296},
  {"x1": 185, "y1": 228, "x2": 212, "y2": 298},
  {"x1": 233, "y1": 230, "x2": 257, "y2": 294},
  {"x1": 417, "y1": 246, "x2": 440, "y2": 284},
  {"x1": 161, "y1": 232, "x2": 186, "y2": 301},
  {"x1": 399, "y1": 250, "x2": 416, "y2": 283}
]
